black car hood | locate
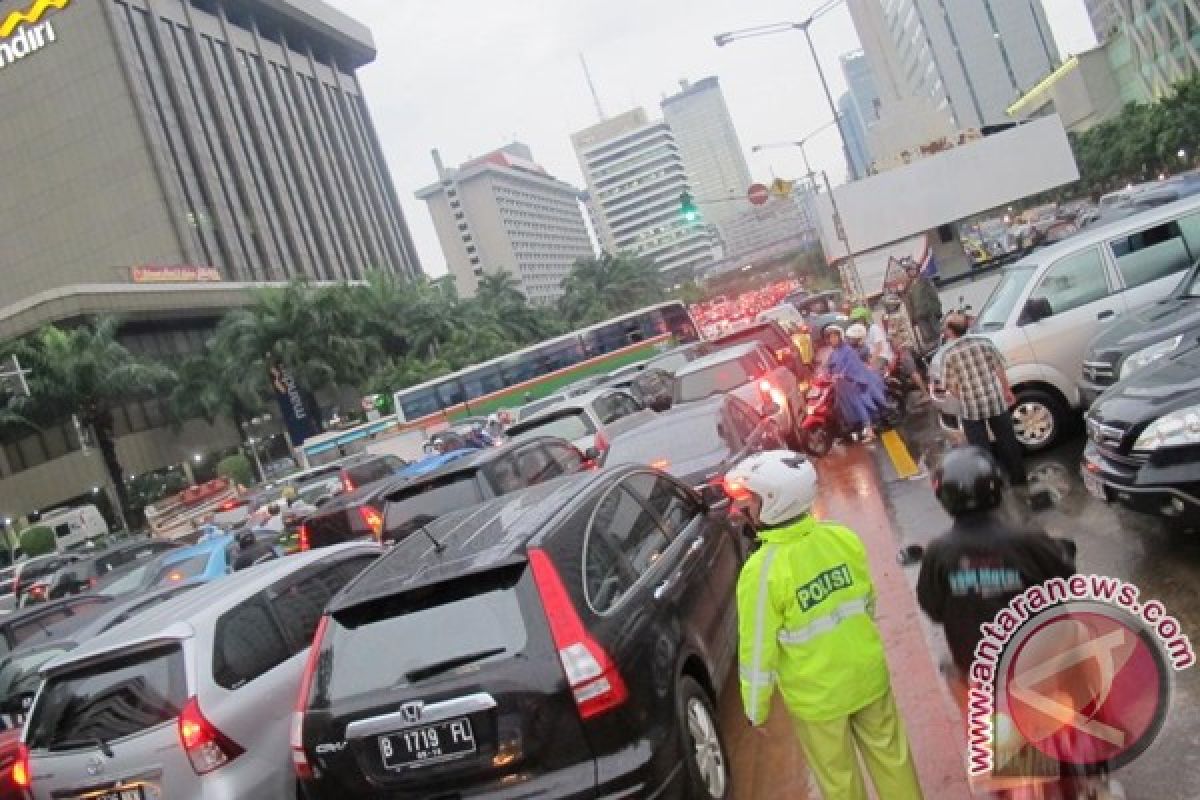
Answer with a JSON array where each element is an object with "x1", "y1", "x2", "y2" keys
[
  {"x1": 1087, "y1": 296, "x2": 1200, "y2": 358},
  {"x1": 1089, "y1": 344, "x2": 1200, "y2": 429}
]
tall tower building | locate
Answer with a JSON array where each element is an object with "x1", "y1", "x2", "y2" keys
[
  {"x1": 1091, "y1": 0, "x2": 1200, "y2": 96},
  {"x1": 838, "y1": 92, "x2": 873, "y2": 179},
  {"x1": 572, "y1": 109, "x2": 714, "y2": 281},
  {"x1": 659, "y1": 77, "x2": 752, "y2": 242},
  {"x1": 1083, "y1": 0, "x2": 1121, "y2": 42},
  {"x1": 841, "y1": 51, "x2": 882, "y2": 126},
  {"x1": 870, "y1": 0, "x2": 1060, "y2": 129},
  {"x1": 415, "y1": 144, "x2": 594, "y2": 305}
]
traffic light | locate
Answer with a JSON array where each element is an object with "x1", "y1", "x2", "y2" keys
[{"x1": 680, "y1": 191, "x2": 700, "y2": 223}]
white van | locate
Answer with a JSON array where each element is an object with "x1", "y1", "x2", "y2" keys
[
  {"x1": 35, "y1": 505, "x2": 109, "y2": 551},
  {"x1": 944, "y1": 194, "x2": 1200, "y2": 451}
]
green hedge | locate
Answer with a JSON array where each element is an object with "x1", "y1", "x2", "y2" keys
[
  {"x1": 217, "y1": 454, "x2": 255, "y2": 487},
  {"x1": 19, "y1": 526, "x2": 56, "y2": 557}
]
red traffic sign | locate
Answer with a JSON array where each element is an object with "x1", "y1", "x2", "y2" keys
[{"x1": 747, "y1": 183, "x2": 769, "y2": 206}]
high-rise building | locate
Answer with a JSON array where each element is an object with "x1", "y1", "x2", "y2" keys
[
  {"x1": 874, "y1": 0, "x2": 1061, "y2": 129},
  {"x1": 0, "y1": 0, "x2": 420, "y2": 515},
  {"x1": 415, "y1": 144, "x2": 594, "y2": 305},
  {"x1": 841, "y1": 51, "x2": 882, "y2": 125},
  {"x1": 572, "y1": 109, "x2": 714, "y2": 281},
  {"x1": 1089, "y1": 0, "x2": 1200, "y2": 96},
  {"x1": 838, "y1": 92, "x2": 873, "y2": 179},
  {"x1": 659, "y1": 77, "x2": 752, "y2": 242}
]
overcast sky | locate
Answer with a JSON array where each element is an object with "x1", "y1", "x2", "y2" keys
[{"x1": 325, "y1": 0, "x2": 1097, "y2": 277}]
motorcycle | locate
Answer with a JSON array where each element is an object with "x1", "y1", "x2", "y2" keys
[{"x1": 796, "y1": 373, "x2": 902, "y2": 457}]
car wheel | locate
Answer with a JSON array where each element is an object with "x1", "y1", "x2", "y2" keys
[
  {"x1": 1011, "y1": 390, "x2": 1068, "y2": 452},
  {"x1": 677, "y1": 676, "x2": 730, "y2": 800}
]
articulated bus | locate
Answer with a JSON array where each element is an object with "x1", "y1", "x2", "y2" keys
[{"x1": 391, "y1": 301, "x2": 699, "y2": 423}]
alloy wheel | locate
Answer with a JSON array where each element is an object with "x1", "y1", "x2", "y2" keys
[
  {"x1": 1012, "y1": 401, "x2": 1055, "y2": 448},
  {"x1": 686, "y1": 696, "x2": 728, "y2": 798}
]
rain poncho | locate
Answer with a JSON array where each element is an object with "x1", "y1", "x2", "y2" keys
[{"x1": 826, "y1": 342, "x2": 887, "y2": 430}]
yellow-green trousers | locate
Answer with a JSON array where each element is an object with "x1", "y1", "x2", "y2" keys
[{"x1": 791, "y1": 688, "x2": 924, "y2": 800}]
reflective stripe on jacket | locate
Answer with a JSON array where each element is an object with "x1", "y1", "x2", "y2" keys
[{"x1": 736, "y1": 516, "x2": 890, "y2": 722}]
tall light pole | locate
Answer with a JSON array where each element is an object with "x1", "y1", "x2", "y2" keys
[{"x1": 714, "y1": 1, "x2": 860, "y2": 181}]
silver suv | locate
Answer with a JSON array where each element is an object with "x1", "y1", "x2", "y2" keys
[{"x1": 21, "y1": 543, "x2": 381, "y2": 800}]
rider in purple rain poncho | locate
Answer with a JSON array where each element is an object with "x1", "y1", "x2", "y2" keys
[{"x1": 823, "y1": 324, "x2": 887, "y2": 441}]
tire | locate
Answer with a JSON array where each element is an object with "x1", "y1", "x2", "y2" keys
[
  {"x1": 676, "y1": 676, "x2": 731, "y2": 800},
  {"x1": 802, "y1": 426, "x2": 832, "y2": 458},
  {"x1": 1011, "y1": 389, "x2": 1069, "y2": 453}
]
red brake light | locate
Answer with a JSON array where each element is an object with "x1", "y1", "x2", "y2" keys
[
  {"x1": 358, "y1": 505, "x2": 384, "y2": 540},
  {"x1": 299, "y1": 524, "x2": 311, "y2": 552},
  {"x1": 11, "y1": 744, "x2": 29, "y2": 789},
  {"x1": 528, "y1": 549, "x2": 628, "y2": 720},
  {"x1": 179, "y1": 696, "x2": 243, "y2": 774},
  {"x1": 593, "y1": 428, "x2": 609, "y2": 454},
  {"x1": 216, "y1": 499, "x2": 244, "y2": 512},
  {"x1": 292, "y1": 615, "x2": 329, "y2": 781},
  {"x1": 341, "y1": 474, "x2": 355, "y2": 494}
]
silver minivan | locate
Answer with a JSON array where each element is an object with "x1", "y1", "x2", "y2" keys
[
  {"x1": 940, "y1": 194, "x2": 1200, "y2": 451},
  {"x1": 21, "y1": 543, "x2": 380, "y2": 800}
]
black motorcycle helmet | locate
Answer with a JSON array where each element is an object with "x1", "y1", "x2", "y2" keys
[
  {"x1": 237, "y1": 530, "x2": 257, "y2": 549},
  {"x1": 933, "y1": 446, "x2": 1005, "y2": 517}
]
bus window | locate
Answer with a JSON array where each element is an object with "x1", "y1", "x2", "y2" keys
[
  {"x1": 398, "y1": 388, "x2": 440, "y2": 422},
  {"x1": 583, "y1": 323, "x2": 626, "y2": 355},
  {"x1": 437, "y1": 380, "x2": 466, "y2": 409},
  {"x1": 660, "y1": 304, "x2": 699, "y2": 342},
  {"x1": 541, "y1": 339, "x2": 585, "y2": 370},
  {"x1": 501, "y1": 357, "x2": 539, "y2": 386},
  {"x1": 461, "y1": 365, "x2": 506, "y2": 401}
]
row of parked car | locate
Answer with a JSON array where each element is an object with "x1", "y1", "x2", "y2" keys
[
  {"x1": 930, "y1": 191, "x2": 1200, "y2": 522},
  {"x1": 1, "y1": 302, "x2": 830, "y2": 799}
]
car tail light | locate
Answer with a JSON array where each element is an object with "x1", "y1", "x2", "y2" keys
[
  {"x1": 11, "y1": 744, "x2": 29, "y2": 789},
  {"x1": 358, "y1": 505, "x2": 384, "y2": 540},
  {"x1": 651, "y1": 458, "x2": 670, "y2": 471},
  {"x1": 528, "y1": 549, "x2": 627, "y2": 720},
  {"x1": 179, "y1": 696, "x2": 243, "y2": 774},
  {"x1": 292, "y1": 615, "x2": 329, "y2": 781},
  {"x1": 299, "y1": 524, "x2": 311, "y2": 552},
  {"x1": 341, "y1": 474, "x2": 356, "y2": 494},
  {"x1": 216, "y1": 498, "x2": 245, "y2": 512},
  {"x1": 593, "y1": 428, "x2": 609, "y2": 454}
]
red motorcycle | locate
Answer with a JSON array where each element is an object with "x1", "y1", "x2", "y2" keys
[{"x1": 797, "y1": 373, "x2": 901, "y2": 458}]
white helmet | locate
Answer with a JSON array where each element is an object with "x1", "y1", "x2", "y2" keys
[
  {"x1": 725, "y1": 451, "x2": 818, "y2": 526},
  {"x1": 845, "y1": 323, "x2": 868, "y2": 342}
]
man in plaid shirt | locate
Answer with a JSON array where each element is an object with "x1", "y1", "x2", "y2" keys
[{"x1": 939, "y1": 314, "x2": 1028, "y2": 485}]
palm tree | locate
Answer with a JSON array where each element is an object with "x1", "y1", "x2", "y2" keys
[
  {"x1": 559, "y1": 253, "x2": 664, "y2": 325},
  {"x1": 476, "y1": 270, "x2": 527, "y2": 309},
  {"x1": 2, "y1": 317, "x2": 175, "y2": 516},
  {"x1": 168, "y1": 342, "x2": 266, "y2": 441}
]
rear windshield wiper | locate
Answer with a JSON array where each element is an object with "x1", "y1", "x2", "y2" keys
[
  {"x1": 49, "y1": 736, "x2": 114, "y2": 758},
  {"x1": 404, "y1": 648, "x2": 506, "y2": 683}
]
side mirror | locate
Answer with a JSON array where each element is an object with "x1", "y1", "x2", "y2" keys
[
  {"x1": 897, "y1": 544, "x2": 925, "y2": 566},
  {"x1": 699, "y1": 483, "x2": 728, "y2": 509},
  {"x1": 1022, "y1": 296, "x2": 1053, "y2": 324}
]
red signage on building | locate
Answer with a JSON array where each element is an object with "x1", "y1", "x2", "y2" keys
[{"x1": 131, "y1": 265, "x2": 222, "y2": 283}]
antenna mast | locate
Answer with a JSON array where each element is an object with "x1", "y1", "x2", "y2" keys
[{"x1": 579, "y1": 53, "x2": 606, "y2": 121}]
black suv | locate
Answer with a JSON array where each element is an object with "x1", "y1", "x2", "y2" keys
[
  {"x1": 294, "y1": 466, "x2": 747, "y2": 799},
  {"x1": 1082, "y1": 342, "x2": 1200, "y2": 519},
  {"x1": 1080, "y1": 258, "x2": 1200, "y2": 406},
  {"x1": 302, "y1": 437, "x2": 587, "y2": 549}
]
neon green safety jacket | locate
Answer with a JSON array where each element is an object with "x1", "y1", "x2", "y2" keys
[{"x1": 737, "y1": 516, "x2": 890, "y2": 723}]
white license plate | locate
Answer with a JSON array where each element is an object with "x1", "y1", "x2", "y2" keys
[
  {"x1": 379, "y1": 717, "x2": 476, "y2": 770},
  {"x1": 79, "y1": 789, "x2": 144, "y2": 800},
  {"x1": 1082, "y1": 469, "x2": 1107, "y2": 500}
]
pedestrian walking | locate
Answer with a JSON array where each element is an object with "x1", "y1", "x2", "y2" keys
[
  {"x1": 731, "y1": 451, "x2": 924, "y2": 800},
  {"x1": 903, "y1": 262, "x2": 942, "y2": 352},
  {"x1": 939, "y1": 313, "x2": 1028, "y2": 485}
]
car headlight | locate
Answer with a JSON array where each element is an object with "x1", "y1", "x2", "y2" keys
[
  {"x1": 1133, "y1": 404, "x2": 1200, "y2": 451},
  {"x1": 1119, "y1": 335, "x2": 1183, "y2": 379}
]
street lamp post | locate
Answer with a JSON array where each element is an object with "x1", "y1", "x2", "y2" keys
[{"x1": 796, "y1": 20, "x2": 859, "y2": 182}]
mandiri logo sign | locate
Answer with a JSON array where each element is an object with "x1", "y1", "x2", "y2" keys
[{"x1": 0, "y1": 0, "x2": 71, "y2": 72}]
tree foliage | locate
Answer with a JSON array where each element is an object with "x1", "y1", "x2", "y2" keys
[{"x1": 19, "y1": 526, "x2": 56, "y2": 558}]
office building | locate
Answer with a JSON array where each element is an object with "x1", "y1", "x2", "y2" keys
[
  {"x1": 1088, "y1": 0, "x2": 1200, "y2": 97},
  {"x1": 659, "y1": 77, "x2": 753, "y2": 243},
  {"x1": 874, "y1": 0, "x2": 1060, "y2": 129},
  {"x1": 720, "y1": 196, "x2": 817, "y2": 264},
  {"x1": 841, "y1": 51, "x2": 882, "y2": 125},
  {"x1": 415, "y1": 144, "x2": 594, "y2": 305},
  {"x1": 572, "y1": 108, "x2": 714, "y2": 281},
  {"x1": 838, "y1": 92, "x2": 873, "y2": 178},
  {"x1": 0, "y1": 0, "x2": 420, "y2": 515}
]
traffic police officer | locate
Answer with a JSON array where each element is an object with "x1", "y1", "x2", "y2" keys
[{"x1": 730, "y1": 451, "x2": 923, "y2": 800}]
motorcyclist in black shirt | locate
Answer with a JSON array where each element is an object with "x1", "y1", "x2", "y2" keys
[{"x1": 916, "y1": 446, "x2": 1075, "y2": 676}]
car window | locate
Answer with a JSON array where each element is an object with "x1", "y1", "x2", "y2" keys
[
  {"x1": 628, "y1": 473, "x2": 702, "y2": 537},
  {"x1": 150, "y1": 554, "x2": 209, "y2": 587},
  {"x1": 727, "y1": 399, "x2": 760, "y2": 444},
  {"x1": 1109, "y1": 220, "x2": 1193, "y2": 290},
  {"x1": 591, "y1": 483, "x2": 669, "y2": 577},
  {"x1": 212, "y1": 598, "x2": 292, "y2": 689},
  {"x1": 604, "y1": 413, "x2": 725, "y2": 470},
  {"x1": 508, "y1": 410, "x2": 596, "y2": 442},
  {"x1": 269, "y1": 556, "x2": 377, "y2": 655},
  {"x1": 383, "y1": 476, "x2": 484, "y2": 542},
  {"x1": 514, "y1": 446, "x2": 560, "y2": 484},
  {"x1": 345, "y1": 458, "x2": 400, "y2": 488},
  {"x1": 544, "y1": 442, "x2": 584, "y2": 473},
  {"x1": 676, "y1": 359, "x2": 753, "y2": 402},
  {"x1": 27, "y1": 644, "x2": 187, "y2": 751},
  {"x1": 583, "y1": 519, "x2": 637, "y2": 614},
  {"x1": 1029, "y1": 247, "x2": 1110, "y2": 318}
]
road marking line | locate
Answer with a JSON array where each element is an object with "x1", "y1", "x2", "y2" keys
[{"x1": 881, "y1": 429, "x2": 920, "y2": 479}]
